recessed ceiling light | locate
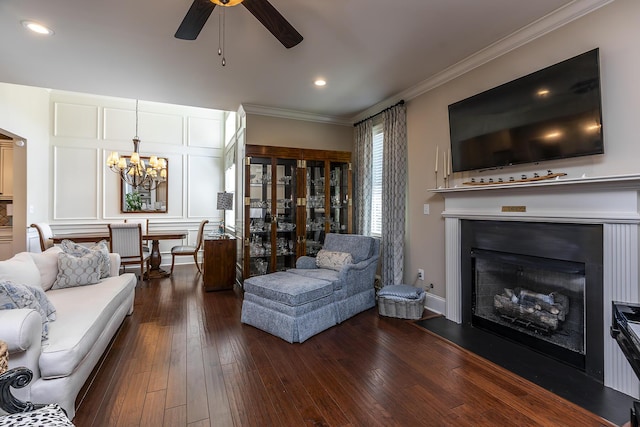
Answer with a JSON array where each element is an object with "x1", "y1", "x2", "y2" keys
[
  {"x1": 314, "y1": 79, "x2": 326, "y2": 87},
  {"x1": 22, "y1": 20, "x2": 54, "y2": 36}
]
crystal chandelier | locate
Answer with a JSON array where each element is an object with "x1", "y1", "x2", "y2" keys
[{"x1": 106, "y1": 100, "x2": 167, "y2": 191}]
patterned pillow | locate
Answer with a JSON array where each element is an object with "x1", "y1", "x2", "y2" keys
[
  {"x1": 52, "y1": 251, "x2": 102, "y2": 289},
  {"x1": 316, "y1": 250, "x2": 353, "y2": 271},
  {"x1": 0, "y1": 280, "x2": 54, "y2": 342},
  {"x1": 0, "y1": 403, "x2": 74, "y2": 426},
  {"x1": 60, "y1": 239, "x2": 110, "y2": 279}
]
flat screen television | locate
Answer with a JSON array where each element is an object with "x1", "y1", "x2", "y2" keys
[{"x1": 448, "y1": 49, "x2": 603, "y2": 173}]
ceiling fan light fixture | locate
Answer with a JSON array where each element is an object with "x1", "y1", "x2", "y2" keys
[{"x1": 211, "y1": 0, "x2": 244, "y2": 6}]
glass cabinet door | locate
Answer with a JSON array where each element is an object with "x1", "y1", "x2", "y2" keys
[
  {"x1": 303, "y1": 159, "x2": 351, "y2": 257},
  {"x1": 247, "y1": 158, "x2": 272, "y2": 276},
  {"x1": 328, "y1": 161, "x2": 350, "y2": 234},
  {"x1": 305, "y1": 160, "x2": 325, "y2": 256},
  {"x1": 245, "y1": 156, "x2": 297, "y2": 277},
  {"x1": 274, "y1": 159, "x2": 297, "y2": 271}
]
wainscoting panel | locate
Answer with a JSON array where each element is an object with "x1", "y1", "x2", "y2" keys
[
  {"x1": 188, "y1": 116, "x2": 223, "y2": 148},
  {"x1": 187, "y1": 154, "x2": 223, "y2": 218},
  {"x1": 53, "y1": 146, "x2": 99, "y2": 220},
  {"x1": 53, "y1": 102, "x2": 99, "y2": 139},
  {"x1": 103, "y1": 107, "x2": 136, "y2": 141},
  {"x1": 137, "y1": 110, "x2": 183, "y2": 145}
]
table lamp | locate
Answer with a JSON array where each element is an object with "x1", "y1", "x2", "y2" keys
[{"x1": 216, "y1": 192, "x2": 234, "y2": 238}]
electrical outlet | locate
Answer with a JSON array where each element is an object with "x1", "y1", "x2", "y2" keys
[
  {"x1": 428, "y1": 283, "x2": 434, "y2": 289},
  {"x1": 417, "y1": 269, "x2": 424, "y2": 280}
]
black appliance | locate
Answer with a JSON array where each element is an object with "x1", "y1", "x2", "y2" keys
[{"x1": 611, "y1": 301, "x2": 640, "y2": 427}]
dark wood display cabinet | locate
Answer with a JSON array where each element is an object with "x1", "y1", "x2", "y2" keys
[
  {"x1": 243, "y1": 145, "x2": 352, "y2": 279},
  {"x1": 203, "y1": 237, "x2": 236, "y2": 291}
]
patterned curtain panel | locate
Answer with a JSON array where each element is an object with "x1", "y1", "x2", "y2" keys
[
  {"x1": 353, "y1": 119, "x2": 373, "y2": 236},
  {"x1": 381, "y1": 104, "x2": 407, "y2": 286}
]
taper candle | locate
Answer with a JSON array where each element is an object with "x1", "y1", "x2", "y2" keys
[
  {"x1": 435, "y1": 146, "x2": 439, "y2": 173},
  {"x1": 443, "y1": 150, "x2": 446, "y2": 176}
]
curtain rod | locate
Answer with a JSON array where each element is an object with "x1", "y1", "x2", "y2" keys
[{"x1": 353, "y1": 99, "x2": 405, "y2": 127}]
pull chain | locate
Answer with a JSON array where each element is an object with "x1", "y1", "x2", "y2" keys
[{"x1": 218, "y1": 8, "x2": 226, "y2": 66}]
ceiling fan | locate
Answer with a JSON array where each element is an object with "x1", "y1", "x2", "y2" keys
[{"x1": 175, "y1": 0, "x2": 303, "y2": 49}]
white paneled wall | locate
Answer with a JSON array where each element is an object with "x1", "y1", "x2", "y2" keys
[
  {"x1": 53, "y1": 103, "x2": 99, "y2": 139},
  {"x1": 53, "y1": 146, "x2": 100, "y2": 220},
  {"x1": 49, "y1": 90, "x2": 228, "y2": 265},
  {"x1": 187, "y1": 155, "x2": 223, "y2": 217},
  {"x1": 188, "y1": 116, "x2": 224, "y2": 148}
]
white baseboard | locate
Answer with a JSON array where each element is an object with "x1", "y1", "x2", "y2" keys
[{"x1": 424, "y1": 293, "x2": 446, "y2": 315}]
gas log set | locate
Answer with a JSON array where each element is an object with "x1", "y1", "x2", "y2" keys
[{"x1": 494, "y1": 288, "x2": 569, "y2": 332}]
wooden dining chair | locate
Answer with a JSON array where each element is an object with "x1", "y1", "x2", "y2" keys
[
  {"x1": 170, "y1": 219, "x2": 209, "y2": 275},
  {"x1": 108, "y1": 223, "x2": 150, "y2": 280},
  {"x1": 30, "y1": 223, "x2": 54, "y2": 252},
  {"x1": 124, "y1": 218, "x2": 150, "y2": 253}
]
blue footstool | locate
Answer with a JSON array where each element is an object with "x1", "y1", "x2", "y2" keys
[
  {"x1": 241, "y1": 271, "x2": 337, "y2": 343},
  {"x1": 377, "y1": 284, "x2": 426, "y2": 320}
]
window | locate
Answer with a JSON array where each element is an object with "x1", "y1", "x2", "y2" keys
[{"x1": 370, "y1": 124, "x2": 383, "y2": 237}]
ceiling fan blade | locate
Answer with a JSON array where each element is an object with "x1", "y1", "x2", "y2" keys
[
  {"x1": 242, "y1": 0, "x2": 303, "y2": 49},
  {"x1": 175, "y1": 0, "x2": 216, "y2": 40}
]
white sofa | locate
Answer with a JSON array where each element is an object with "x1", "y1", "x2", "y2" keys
[{"x1": 0, "y1": 247, "x2": 136, "y2": 419}]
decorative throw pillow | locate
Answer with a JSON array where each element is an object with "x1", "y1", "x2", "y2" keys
[
  {"x1": 60, "y1": 239, "x2": 110, "y2": 279},
  {"x1": 30, "y1": 246, "x2": 64, "y2": 291},
  {"x1": 0, "y1": 280, "x2": 53, "y2": 342},
  {"x1": 52, "y1": 251, "x2": 102, "y2": 289},
  {"x1": 0, "y1": 252, "x2": 43, "y2": 289},
  {"x1": 378, "y1": 284, "x2": 424, "y2": 300},
  {"x1": 316, "y1": 250, "x2": 353, "y2": 271},
  {"x1": 0, "y1": 403, "x2": 75, "y2": 427}
]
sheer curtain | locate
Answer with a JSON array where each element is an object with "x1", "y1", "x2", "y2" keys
[
  {"x1": 353, "y1": 119, "x2": 373, "y2": 236},
  {"x1": 381, "y1": 103, "x2": 407, "y2": 286}
]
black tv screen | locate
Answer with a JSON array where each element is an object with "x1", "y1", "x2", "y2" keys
[{"x1": 448, "y1": 49, "x2": 604, "y2": 173}]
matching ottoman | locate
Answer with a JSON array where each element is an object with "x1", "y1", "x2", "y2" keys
[
  {"x1": 378, "y1": 284, "x2": 426, "y2": 320},
  {"x1": 241, "y1": 271, "x2": 337, "y2": 343}
]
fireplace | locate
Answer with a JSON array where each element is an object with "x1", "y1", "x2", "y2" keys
[
  {"x1": 461, "y1": 220, "x2": 603, "y2": 379},
  {"x1": 437, "y1": 175, "x2": 640, "y2": 398}
]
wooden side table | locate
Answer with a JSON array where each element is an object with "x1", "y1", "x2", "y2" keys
[{"x1": 203, "y1": 237, "x2": 236, "y2": 291}]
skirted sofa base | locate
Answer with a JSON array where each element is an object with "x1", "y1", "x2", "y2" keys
[
  {"x1": 241, "y1": 234, "x2": 380, "y2": 343},
  {"x1": 241, "y1": 272, "x2": 338, "y2": 343}
]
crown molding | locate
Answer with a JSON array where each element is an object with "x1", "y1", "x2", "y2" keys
[
  {"x1": 241, "y1": 103, "x2": 352, "y2": 127},
  {"x1": 350, "y1": 0, "x2": 614, "y2": 124}
]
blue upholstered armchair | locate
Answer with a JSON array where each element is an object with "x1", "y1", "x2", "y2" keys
[{"x1": 288, "y1": 233, "x2": 380, "y2": 323}]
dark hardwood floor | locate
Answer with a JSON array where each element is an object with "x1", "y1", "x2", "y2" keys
[{"x1": 73, "y1": 266, "x2": 618, "y2": 426}]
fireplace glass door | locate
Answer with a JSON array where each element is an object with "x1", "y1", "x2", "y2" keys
[{"x1": 472, "y1": 249, "x2": 586, "y2": 369}]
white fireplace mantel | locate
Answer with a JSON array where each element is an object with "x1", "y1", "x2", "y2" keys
[
  {"x1": 434, "y1": 173, "x2": 640, "y2": 224},
  {"x1": 435, "y1": 173, "x2": 640, "y2": 398}
]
